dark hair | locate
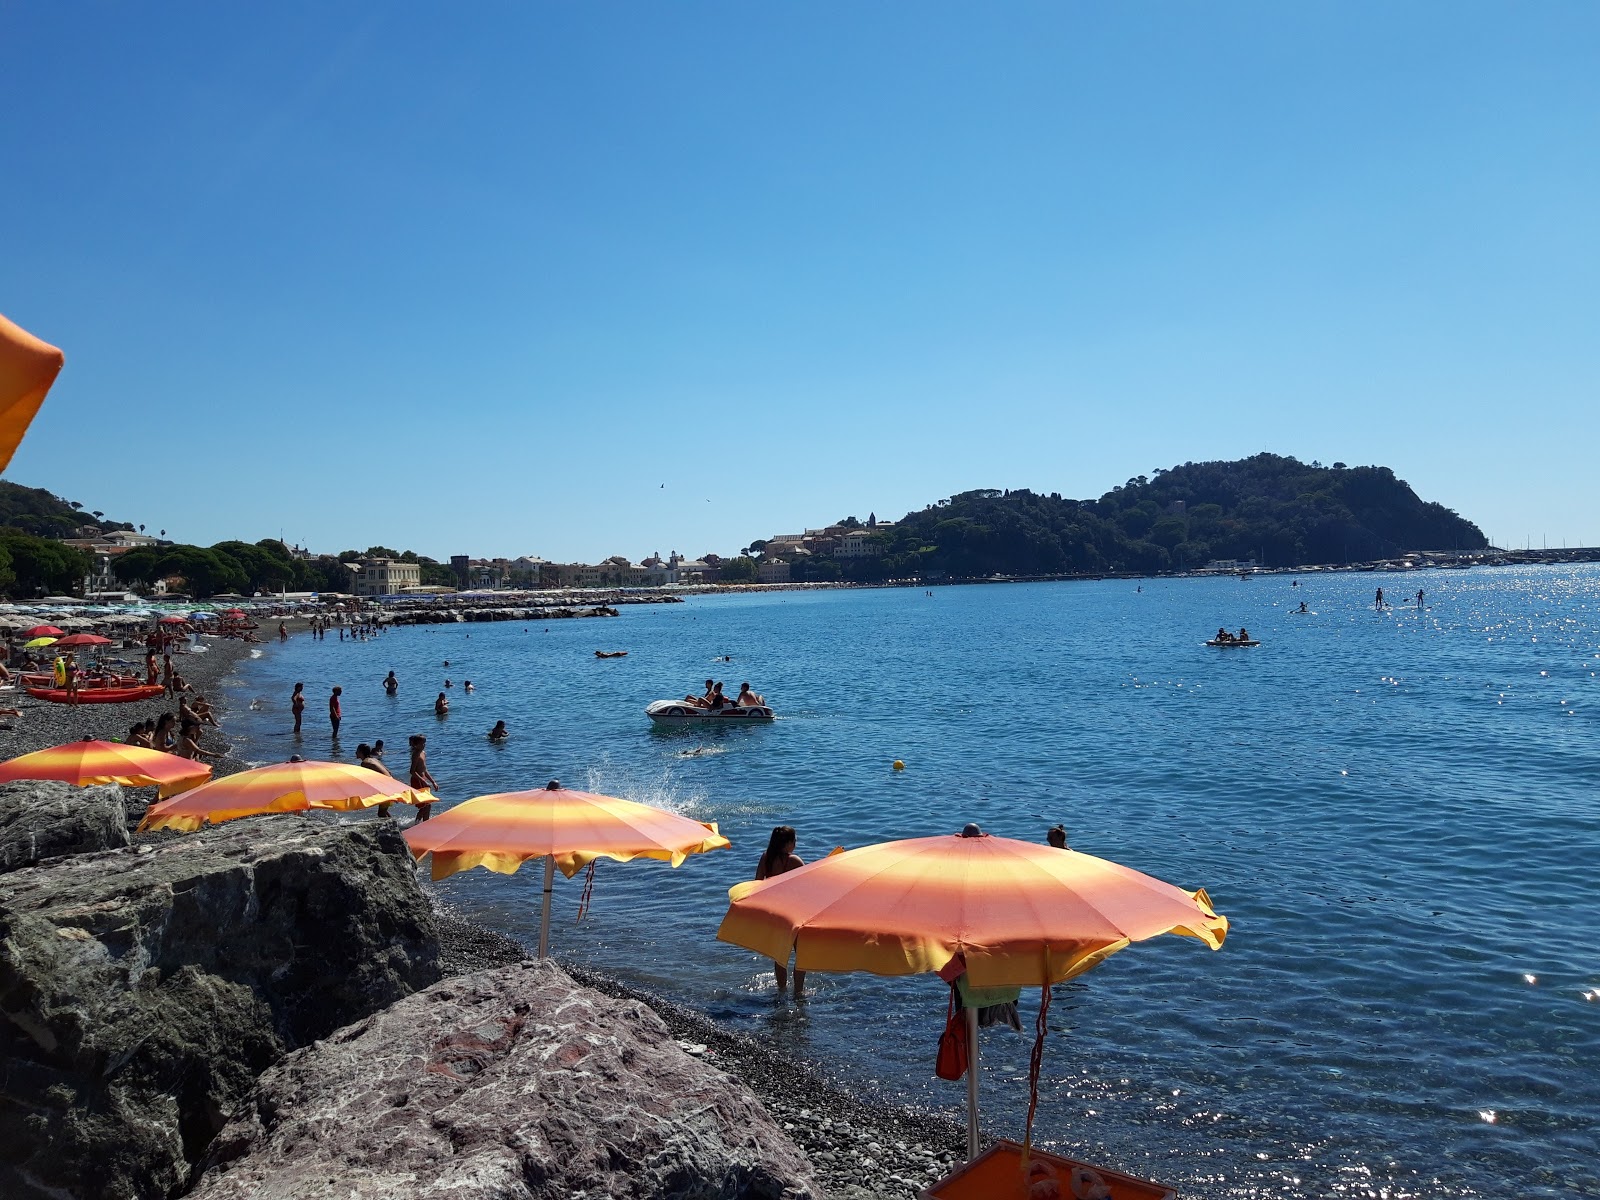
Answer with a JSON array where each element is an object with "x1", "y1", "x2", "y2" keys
[
  {"x1": 761, "y1": 825, "x2": 796, "y2": 878},
  {"x1": 293, "y1": 682, "x2": 303, "y2": 691},
  {"x1": 356, "y1": 743, "x2": 372, "y2": 758}
]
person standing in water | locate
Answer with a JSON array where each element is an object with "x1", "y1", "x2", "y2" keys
[
  {"x1": 383, "y1": 671, "x2": 399, "y2": 696},
  {"x1": 756, "y1": 826, "x2": 806, "y2": 997},
  {"x1": 290, "y1": 682, "x2": 305, "y2": 734},
  {"x1": 409, "y1": 734, "x2": 438, "y2": 821},
  {"x1": 329, "y1": 686, "x2": 342, "y2": 737},
  {"x1": 1375, "y1": 587, "x2": 1385, "y2": 610}
]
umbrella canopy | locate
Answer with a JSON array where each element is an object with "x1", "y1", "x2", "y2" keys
[
  {"x1": 158, "y1": 615, "x2": 190, "y2": 625},
  {"x1": 0, "y1": 313, "x2": 64, "y2": 472},
  {"x1": 22, "y1": 625, "x2": 63, "y2": 638},
  {"x1": 720, "y1": 832, "x2": 1226, "y2": 987},
  {"x1": 403, "y1": 780, "x2": 731, "y2": 957},
  {"x1": 54, "y1": 633, "x2": 113, "y2": 648},
  {"x1": 0, "y1": 739, "x2": 212, "y2": 799},
  {"x1": 139, "y1": 759, "x2": 428, "y2": 832},
  {"x1": 717, "y1": 829, "x2": 1227, "y2": 1162},
  {"x1": 24, "y1": 636, "x2": 57, "y2": 649}
]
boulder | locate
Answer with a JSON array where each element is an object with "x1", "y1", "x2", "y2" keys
[
  {"x1": 0, "y1": 815, "x2": 440, "y2": 1200},
  {"x1": 192, "y1": 959, "x2": 820, "y2": 1200},
  {"x1": 0, "y1": 779, "x2": 130, "y2": 872}
]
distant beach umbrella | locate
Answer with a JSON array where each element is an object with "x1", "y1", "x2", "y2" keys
[
  {"x1": 0, "y1": 739, "x2": 211, "y2": 799},
  {"x1": 402, "y1": 781, "x2": 731, "y2": 958},
  {"x1": 52, "y1": 633, "x2": 113, "y2": 648},
  {"x1": 21, "y1": 625, "x2": 63, "y2": 638},
  {"x1": 157, "y1": 615, "x2": 189, "y2": 625},
  {"x1": 0, "y1": 312, "x2": 64, "y2": 472},
  {"x1": 139, "y1": 759, "x2": 429, "y2": 833},
  {"x1": 23, "y1": 636, "x2": 57, "y2": 649},
  {"x1": 717, "y1": 829, "x2": 1228, "y2": 1164}
]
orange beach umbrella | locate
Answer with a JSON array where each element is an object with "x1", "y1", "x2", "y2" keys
[
  {"x1": 139, "y1": 758, "x2": 429, "y2": 832},
  {"x1": 0, "y1": 739, "x2": 212, "y2": 800},
  {"x1": 717, "y1": 827, "x2": 1228, "y2": 1161},
  {"x1": 0, "y1": 313, "x2": 64, "y2": 472},
  {"x1": 402, "y1": 780, "x2": 731, "y2": 957}
]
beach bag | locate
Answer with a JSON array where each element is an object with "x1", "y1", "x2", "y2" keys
[{"x1": 935, "y1": 985, "x2": 969, "y2": 1080}]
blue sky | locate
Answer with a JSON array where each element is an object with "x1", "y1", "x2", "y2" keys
[{"x1": 2, "y1": 3, "x2": 1596, "y2": 559}]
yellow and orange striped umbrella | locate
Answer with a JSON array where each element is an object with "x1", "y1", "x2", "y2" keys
[
  {"x1": 402, "y1": 780, "x2": 731, "y2": 956},
  {"x1": 0, "y1": 313, "x2": 64, "y2": 471},
  {"x1": 139, "y1": 758, "x2": 428, "y2": 832},
  {"x1": 719, "y1": 830, "x2": 1226, "y2": 987},
  {"x1": 717, "y1": 827, "x2": 1227, "y2": 1163},
  {"x1": 0, "y1": 739, "x2": 212, "y2": 800}
]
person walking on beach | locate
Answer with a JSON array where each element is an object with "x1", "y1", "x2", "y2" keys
[
  {"x1": 162, "y1": 653, "x2": 174, "y2": 693},
  {"x1": 290, "y1": 682, "x2": 305, "y2": 734},
  {"x1": 409, "y1": 734, "x2": 438, "y2": 821},
  {"x1": 756, "y1": 826, "x2": 806, "y2": 997},
  {"x1": 145, "y1": 648, "x2": 158, "y2": 686},
  {"x1": 329, "y1": 686, "x2": 343, "y2": 737}
]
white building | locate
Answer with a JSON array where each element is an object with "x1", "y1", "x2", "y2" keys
[
  {"x1": 348, "y1": 558, "x2": 422, "y2": 597},
  {"x1": 837, "y1": 530, "x2": 883, "y2": 558}
]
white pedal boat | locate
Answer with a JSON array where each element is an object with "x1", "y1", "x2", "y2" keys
[{"x1": 647, "y1": 700, "x2": 774, "y2": 724}]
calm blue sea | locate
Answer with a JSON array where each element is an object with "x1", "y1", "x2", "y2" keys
[{"x1": 221, "y1": 567, "x2": 1600, "y2": 1198}]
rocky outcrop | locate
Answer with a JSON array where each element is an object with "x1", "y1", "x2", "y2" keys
[
  {"x1": 191, "y1": 959, "x2": 820, "y2": 1200},
  {"x1": 0, "y1": 816, "x2": 439, "y2": 1200},
  {"x1": 0, "y1": 779, "x2": 131, "y2": 872}
]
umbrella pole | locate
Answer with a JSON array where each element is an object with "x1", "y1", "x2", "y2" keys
[
  {"x1": 966, "y1": 1005, "x2": 981, "y2": 1160},
  {"x1": 538, "y1": 854, "x2": 555, "y2": 958}
]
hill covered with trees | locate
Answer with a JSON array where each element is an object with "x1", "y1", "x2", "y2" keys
[
  {"x1": 787, "y1": 455, "x2": 1487, "y2": 581},
  {"x1": 0, "y1": 481, "x2": 133, "y2": 538}
]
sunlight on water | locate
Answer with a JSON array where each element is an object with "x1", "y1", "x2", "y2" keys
[{"x1": 227, "y1": 566, "x2": 1600, "y2": 1199}]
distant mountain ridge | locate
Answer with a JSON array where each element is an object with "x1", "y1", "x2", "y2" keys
[{"x1": 770, "y1": 454, "x2": 1487, "y2": 581}]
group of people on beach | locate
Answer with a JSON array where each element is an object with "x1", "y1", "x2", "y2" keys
[
  {"x1": 125, "y1": 698, "x2": 222, "y2": 761},
  {"x1": 682, "y1": 679, "x2": 766, "y2": 710}
]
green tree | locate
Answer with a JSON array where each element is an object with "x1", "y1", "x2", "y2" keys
[
  {"x1": 0, "y1": 532, "x2": 91, "y2": 595},
  {"x1": 718, "y1": 556, "x2": 757, "y2": 583}
]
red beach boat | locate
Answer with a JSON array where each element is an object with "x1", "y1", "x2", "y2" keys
[{"x1": 23, "y1": 680, "x2": 166, "y2": 705}]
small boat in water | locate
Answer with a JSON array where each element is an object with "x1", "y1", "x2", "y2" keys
[
  {"x1": 594, "y1": 650, "x2": 628, "y2": 658},
  {"x1": 1206, "y1": 639, "x2": 1260, "y2": 648},
  {"x1": 647, "y1": 699, "x2": 774, "y2": 724}
]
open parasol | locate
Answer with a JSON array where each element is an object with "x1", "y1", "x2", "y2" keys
[
  {"x1": 718, "y1": 826, "x2": 1227, "y2": 1161},
  {"x1": 53, "y1": 633, "x2": 113, "y2": 648},
  {"x1": 402, "y1": 780, "x2": 731, "y2": 957},
  {"x1": 0, "y1": 313, "x2": 64, "y2": 472},
  {"x1": 139, "y1": 758, "x2": 429, "y2": 832},
  {"x1": 0, "y1": 739, "x2": 212, "y2": 799}
]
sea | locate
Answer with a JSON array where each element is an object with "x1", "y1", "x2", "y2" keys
[{"x1": 220, "y1": 566, "x2": 1600, "y2": 1199}]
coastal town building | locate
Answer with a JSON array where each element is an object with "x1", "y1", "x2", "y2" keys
[
  {"x1": 756, "y1": 560, "x2": 791, "y2": 583},
  {"x1": 347, "y1": 557, "x2": 422, "y2": 597}
]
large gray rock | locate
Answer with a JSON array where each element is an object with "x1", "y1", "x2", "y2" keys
[
  {"x1": 0, "y1": 815, "x2": 440, "y2": 1200},
  {"x1": 0, "y1": 779, "x2": 131, "y2": 872},
  {"x1": 193, "y1": 959, "x2": 819, "y2": 1200}
]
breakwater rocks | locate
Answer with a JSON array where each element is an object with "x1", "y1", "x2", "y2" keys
[
  {"x1": 0, "y1": 779, "x2": 130, "y2": 870},
  {"x1": 386, "y1": 605, "x2": 620, "y2": 626},
  {"x1": 0, "y1": 814, "x2": 438, "y2": 1200},
  {"x1": 191, "y1": 959, "x2": 819, "y2": 1200}
]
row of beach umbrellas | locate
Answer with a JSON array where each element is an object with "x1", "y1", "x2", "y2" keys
[{"x1": 0, "y1": 738, "x2": 1228, "y2": 1174}]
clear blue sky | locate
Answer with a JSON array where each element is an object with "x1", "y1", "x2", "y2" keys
[{"x1": 2, "y1": 3, "x2": 1596, "y2": 559}]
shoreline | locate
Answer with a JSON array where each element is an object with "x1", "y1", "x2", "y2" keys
[{"x1": 1, "y1": 620, "x2": 966, "y2": 1199}]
